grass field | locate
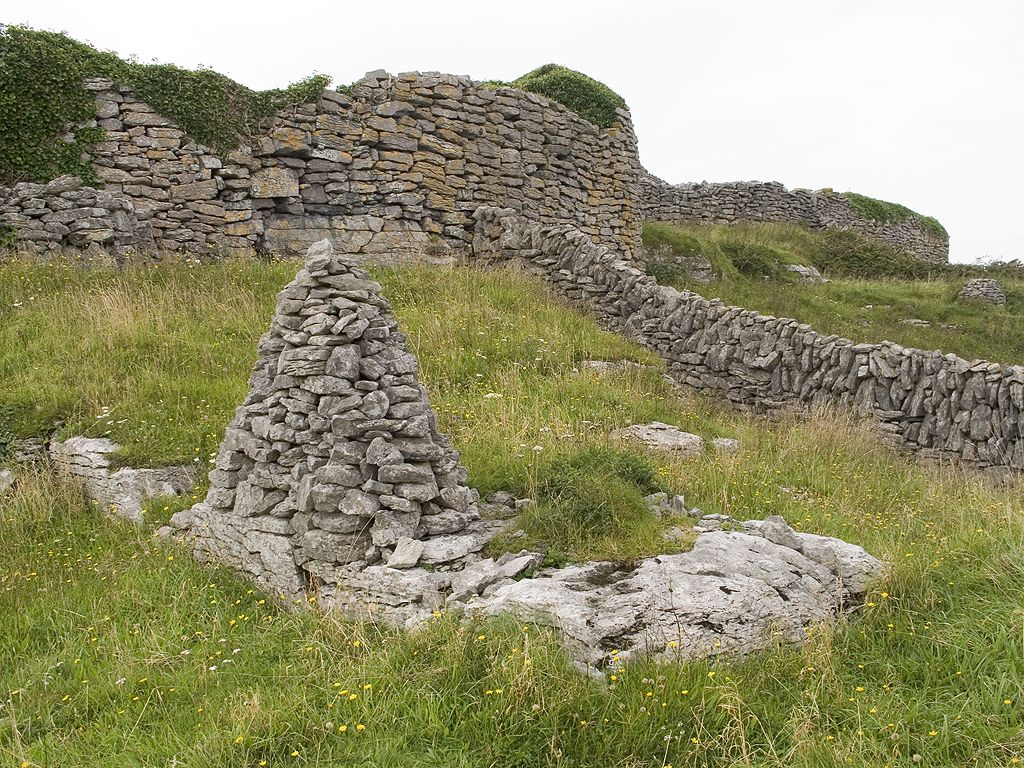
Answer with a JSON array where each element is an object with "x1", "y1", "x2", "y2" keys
[
  {"x1": 1, "y1": 256, "x2": 1023, "y2": 766},
  {"x1": 643, "y1": 222, "x2": 1024, "y2": 363}
]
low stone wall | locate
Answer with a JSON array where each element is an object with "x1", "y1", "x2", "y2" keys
[
  {"x1": 472, "y1": 208, "x2": 1022, "y2": 470},
  {"x1": 641, "y1": 176, "x2": 949, "y2": 265},
  {"x1": 50, "y1": 436, "x2": 193, "y2": 523},
  {"x1": 0, "y1": 175, "x2": 153, "y2": 257},
  {"x1": 72, "y1": 72, "x2": 642, "y2": 258}
]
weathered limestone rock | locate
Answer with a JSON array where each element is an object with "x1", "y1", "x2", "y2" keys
[
  {"x1": 168, "y1": 240, "x2": 496, "y2": 609},
  {"x1": 0, "y1": 469, "x2": 14, "y2": 496},
  {"x1": 611, "y1": 422, "x2": 705, "y2": 457},
  {"x1": 959, "y1": 278, "x2": 1006, "y2": 305},
  {"x1": 465, "y1": 515, "x2": 883, "y2": 667},
  {"x1": 785, "y1": 263, "x2": 827, "y2": 284},
  {"x1": 50, "y1": 436, "x2": 193, "y2": 523}
]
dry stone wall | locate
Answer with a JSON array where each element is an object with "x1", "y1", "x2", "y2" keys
[
  {"x1": 472, "y1": 208, "x2": 1022, "y2": 471},
  {"x1": 641, "y1": 176, "x2": 949, "y2": 264},
  {"x1": 0, "y1": 174, "x2": 153, "y2": 257},
  {"x1": 72, "y1": 72, "x2": 642, "y2": 259}
]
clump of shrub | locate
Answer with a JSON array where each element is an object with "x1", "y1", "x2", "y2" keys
[
  {"x1": 512, "y1": 64, "x2": 626, "y2": 128},
  {"x1": 0, "y1": 25, "x2": 328, "y2": 184},
  {"x1": 517, "y1": 445, "x2": 670, "y2": 560}
]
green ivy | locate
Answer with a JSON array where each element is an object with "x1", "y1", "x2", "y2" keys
[
  {"x1": 512, "y1": 64, "x2": 626, "y2": 128},
  {"x1": 0, "y1": 25, "x2": 330, "y2": 184},
  {"x1": 842, "y1": 191, "x2": 947, "y2": 240}
]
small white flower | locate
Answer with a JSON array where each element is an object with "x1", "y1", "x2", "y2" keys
[
  {"x1": 208, "y1": 665, "x2": 218, "y2": 671},
  {"x1": 482, "y1": 392, "x2": 502, "y2": 399},
  {"x1": 531, "y1": 445, "x2": 544, "y2": 452},
  {"x1": 115, "y1": 678, "x2": 126, "y2": 686}
]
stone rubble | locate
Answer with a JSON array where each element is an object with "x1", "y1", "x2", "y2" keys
[{"x1": 49, "y1": 436, "x2": 193, "y2": 523}]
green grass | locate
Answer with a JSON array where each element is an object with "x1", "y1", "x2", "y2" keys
[
  {"x1": 2, "y1": 256, "x2": 1023, "y2": 766},
  {"x1": 642, "y1": 222, "x2": 1024, "y2": 363}
]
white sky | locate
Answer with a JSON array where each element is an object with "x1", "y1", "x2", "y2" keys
[{"x1": 9, "y1": 0, "x2": 1023, "y2": 262}]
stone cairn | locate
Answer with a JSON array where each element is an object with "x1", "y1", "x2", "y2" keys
[{"x1": 168, "y1": 239, "x2": 503, "y2": 623}]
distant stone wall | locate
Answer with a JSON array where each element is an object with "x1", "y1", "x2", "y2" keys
[
  {"x1": 70, "y1": 73, "x2": 642, "y2": 258},
  {"x1": 641, "y1": 176, "x2": 949, "y2": 265},
  {"x1": 0, "y1": 174, "x2": 152, "y2": 257},
  {"x1": 472, "y1": 208, "x2": 1022, "y2": 470}
]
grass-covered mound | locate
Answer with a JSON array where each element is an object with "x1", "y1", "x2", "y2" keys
[
  {"x1": 642, "y1": 221, "x2": 1024, "y2": 362},
  {"x1": 842, "y1": 191, "x2": 947, "y2": 239},
  {"x1": 2, "y1": 256, "x2": 1022, "y2": 766},
  {"x1": 509, "y1": 64, "x2": 626, "y2": 128},
  {"x1": 0, "y1": 25, "x2": 329, "y2": 184}
]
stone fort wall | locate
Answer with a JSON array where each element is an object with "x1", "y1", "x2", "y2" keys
[
  {"x1": 641, "y1": 175, "x2": 949, "y2": 264},
  {"x1": 472, "y1": 207, "x2": 1021, "y2": 471},
  {"x1": 40, "y1": 72, "x2": 643, "y2": 260}
]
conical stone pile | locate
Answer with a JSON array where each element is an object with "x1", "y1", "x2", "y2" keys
[{"x1": 169, "y1": 240, "x2": 501, "y2": 622}]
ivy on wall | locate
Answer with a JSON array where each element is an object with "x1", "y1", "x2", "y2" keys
[
  {"x1": 0, "y1": 25, "x2": 330, "y2": 184},
  {"x1": 842, "y1": 191, "x2": 947, "y2": 240}
]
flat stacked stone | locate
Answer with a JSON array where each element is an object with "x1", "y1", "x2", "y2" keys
[
  {"x1": 959, "y1": 278, "x2": 1006, "y2": 305},
  {"x1": 0, "y1": 175, "x2": 153, "y2": 257},
  {"x1": 169, "y1": 239, "x2": 496, "y2": 618}
]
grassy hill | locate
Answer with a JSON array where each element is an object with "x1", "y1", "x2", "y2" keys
[
  {"x1": 1, "y1": 256, "x2": 1023, "y2": 766},
  {"x1": 643, "y1": 221, "x2": 1024, "y2": 363}
]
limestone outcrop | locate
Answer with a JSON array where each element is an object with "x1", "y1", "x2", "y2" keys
[
  {"x1": 166, "y1": 239, "x2": 501, "y2": 609},
  {"x1": 466, "y1": 515, "x2": 881, "y2": 667}
]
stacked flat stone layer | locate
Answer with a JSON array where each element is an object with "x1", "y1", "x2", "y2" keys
[
  {"x1": 170, "y1": 240, "x2": 487, "y2": 610},
  {"x1": 640, "y1": 176, "x2": 949, "y2": 265},
  {"x1": 74, "y1": 72, "x2": 642, "y2": 258},
  {"x1": 0, "y1": 174, "x2": 153, "y2": 257},
  {"x1": 473, "y1": 208, "x2": 1022, "y2": 470}
]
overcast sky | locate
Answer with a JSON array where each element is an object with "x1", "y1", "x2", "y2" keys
[{"x1": 10, "y1": 1, "x2": 1023, "y2": 262}]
